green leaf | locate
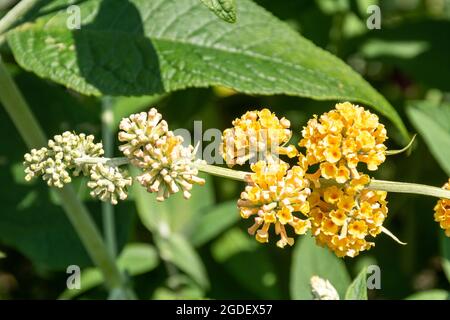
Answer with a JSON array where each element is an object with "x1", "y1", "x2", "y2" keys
[
  {"x1": 211, "y1": 228, "x2": 282, "y2": 299},
  {"x1": 59, "y1": 243, "x2": 159, "y2": 299},
  {"x1": 405, "y1": 290, "x2": 450, "y2": 300},
  {"x1": 156, "y1": 234, "x2": 209, "y2": 290},
  {"x1": 0, "y1": 66, "x2": 133, "y2": 271},
  {"x1": 152, "y1": 275, "x2": 204, "y2": 299},
  {"x1": 190, "y1": 200, "x2": 239, "y2": 246},
  {"x1": 406, "y1": 101, "x2": 450, "y2": 176},
  {"x1": 441, "y1": 233, "x2": 450, "y2": 284},
  {"x1": 110, "y1": 95, "x2": 164, "y2": 130},
  {"x1": 0, "y1": 251, "x2": 6, "y2": 259},
  {"x1": 345, "y1": 267, "x2": 368, "y2": 300},
  {"x1": 290, "y1": 234, "x2": 351, "y2": 299},
  {"x1": 200, "y1": 0, "x2": 236, "y2": 23},
  {"x1": 0, "y1": 200, "x2": 133, "y2": 270},
  {"x1": 358, "y1": 20, "x2": 450, "y2": 92},
  {"x1": 133, "y1": 169, "x2": 213, "y2": 237},
  {"x1": 7, "y1": 0, "x2": 407, "y2": 138},
  {"x1": 132, "y1": 169, "x2": 210, "y2": 289}
]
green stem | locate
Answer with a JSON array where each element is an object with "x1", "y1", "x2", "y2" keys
[
  {"x1": 0, "y1": 56, "x2": 45, "y2": 147},
  {"x1": 0, "y1": 0, "x2": 41, "y2": 45},
  {"x1": 0, "y1": 55, "x2": 131, "y2": 297},
  {"x1": 197, "y1": 163, "x2": 249, "y2": 181},
  {"x1": 367, "y1": 179, "x2": 450, "y2": 199},
  {"x1": 76, "y1": 157, "x2": 450, "y2": 200},
  {"x1": 101, "y1": 97, "x2": 117, "y2": 258},
  {"x1": 75, "y1": 156, "x2": 129, "y2": 166}
]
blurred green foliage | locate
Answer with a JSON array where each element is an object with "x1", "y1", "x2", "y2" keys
[{"x1": 0, "y1": 0, "x2": 450, "y2": 300}]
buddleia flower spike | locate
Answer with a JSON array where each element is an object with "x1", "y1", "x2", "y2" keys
[
  {"x1": 24, "y1": 131, "x2": 104, "y2": 188},
  {"x1": 87, "y1": 164, "x2": 132, "y2": 205},
  {"x1": 119, "y1": 108, "x2": 206, "y2": 201},
  {"x1": 300, "y1": 102, "x2": 387, "y2": 183},
  {"x1": 238, "y1": 160, "x2": 311, "y2": 248},
  {"x1": 220, "y1": 108, "x2": 298, "y2": 166}
]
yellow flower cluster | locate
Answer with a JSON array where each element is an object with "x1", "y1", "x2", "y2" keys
[
  {"x1": 300, "y1": 102, "x2": 387, "y2": 181},
  {"x1": 308, "y1": 176, "x2": 388, "y2": 257},
  {"x1": 434, "y1": 179, "x2": 450, "y2": 237},
  {"x1": 224, "y1": 103, "x2": 393, "y2": 257},
  {"x1": 220, "y1": 109, "x2": 297, "y2": 166},
  {"x1": 238, "y1": 161, "x2": 311, "y2": 248}
]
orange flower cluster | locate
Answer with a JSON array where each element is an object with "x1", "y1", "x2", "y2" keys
[
  {"x1": 223, "y1": 103, "x2": 396, "y2": 257},
  {"x1": 238, "y1": 161, "x2": 311, "y2": 248},
  {"x1": 308, "y1": 176, "x2": 388, "y2": 257},
  {"x1": 434, "y1": 179, "x2": 450, "y2": 237},
  {"x1": 300, "y1": 102, "x2": 388, "y2": 181},
  {"x1": 220, "y1": 109, "x2": 297, "y2": 166}
]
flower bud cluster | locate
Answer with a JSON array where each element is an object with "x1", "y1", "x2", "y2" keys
[{"x1": 119, "y1": 108, "x2": 205, "y2": 201}]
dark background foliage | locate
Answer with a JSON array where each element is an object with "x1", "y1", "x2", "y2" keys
[{"x1": 0, "y1": 0, "x2": 449, "y2": 299}]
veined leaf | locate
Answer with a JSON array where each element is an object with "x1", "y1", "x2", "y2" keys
[
  {"x1": 7, "y1": 0, "x2": 407, "y2": 138},
  {"x1": 406, "y1": 101, "x2": 450, "y2": 176},
  {"x1": 290, "y1": 234, "x2": 351, "y2": 299},
  {"x1": 200, "y1": 0, "x2": 236, "y2": 23}
]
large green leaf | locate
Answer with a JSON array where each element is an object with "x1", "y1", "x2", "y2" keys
[
  {"x1": 7, "y1": 0, "x2": 407, "y2": 138},
  {"x1": 406, "y1": 102, "x2": 450, "y2": 176},
  {"x1": 133, "y1": 169, "x2": 213, "y2": 237},
  {"x1": 345, "y1": 267, "x2": 368, "y2": 300},
  {"x1": 441, "y1": 234, "x2": 450, "y2": 284},
  {"x1": 0, "y1": 251, "x2": 5, "y2": 259},
  {"x1": 59, "y1": 243, "x2": 159, "y2": 299},
  {"x1": 200, "y1": 0, "x2": 236, "y2": 23},
  {"x1": 290, "y1": 235, "x2": 351, "y2": 299},
  {"x1": 132, "y1": 169, "x2": 211, "y2": 289}
]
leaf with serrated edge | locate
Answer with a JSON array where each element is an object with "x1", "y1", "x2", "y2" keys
[{"x1": 7, "y1": 0, "x2": 407, "y2": 138}]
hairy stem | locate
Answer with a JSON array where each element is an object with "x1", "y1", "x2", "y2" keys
[
  {"x1": 196, "y1": 163, "x2": 249, "y2": 181},
  {"x1": 75, "y1": 156, "x2": 129, "y2": 166},
  {"x1": 367, "y1": 179, "x2": 450, "y2": 199},
  {"x1": 74, "y1": 157, "x2": 450, "y2": 200},
  {"x1": 0, "y1": 55, "x2": 132, "y2": 298}
]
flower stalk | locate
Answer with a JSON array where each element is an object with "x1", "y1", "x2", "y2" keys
[
  {"x1": 74, "y1": 156, "x2": 450, "y2": 200},
  {"x1": 0, "y1": 55, "x2": 134, "y2": 298}
]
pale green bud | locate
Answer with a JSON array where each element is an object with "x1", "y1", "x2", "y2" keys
[{"x1": 87, "y1": 164, "x2": 132, "y2": 205}]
